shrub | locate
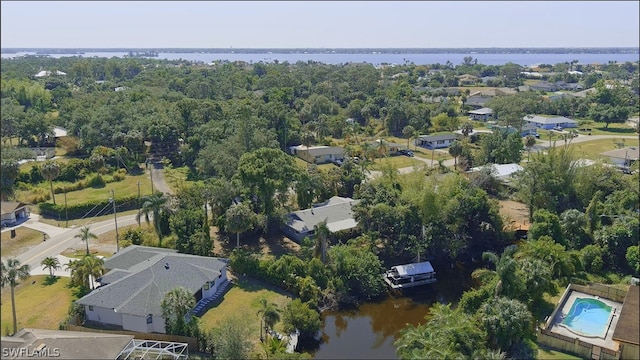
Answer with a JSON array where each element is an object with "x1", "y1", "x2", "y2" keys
[
  {"x1": 112, "y1": 172, "x2": 126, "y2": 182},
  {"x1": 39, "y1": 193, "x2": 140, "y2": 219},
  {"x1": 87, "y1": 174, "x2": 106, "y2": 188}
]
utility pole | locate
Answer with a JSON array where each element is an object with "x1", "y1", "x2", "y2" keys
[
  {"x1": 137, "y1": 181, "x2": 141, "y2": 227},
  {"x1": 111, "y1": 189, "x2": 119, "y2": 253},
  {"x1": 64, "y1": 191, "x2": 68, "y2": 228}
]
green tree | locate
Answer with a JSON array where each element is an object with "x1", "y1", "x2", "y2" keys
[
  {"x1": 524, "y1": 135, "x2": 536, "y2": 162},
  {"x1": 314, "y1": 220, "x2": 331, "y2": 264},
  {"x1": 40, "y1": 161, "x2": 60, "y2": 205},
  {"x1": 460, "y1": 121, "x2": 474, "y2": 137},
  {"x1": 74, "y1": 226, "x2": 97, "y2": 256},
  {"x1": 402, "y1": 125, "x2": 416, "y2": 148},
  {"x1": 626, "y1": 246, "x2": 639, "y2": 275},
  {"x1": 448, "y1": 140, "x2": 463, "y2": 170},
  {"x1": 40, "y1": 256, "x2": 60, "y2": 279},
  {"x1": 1, "y1": 258, "x2": 31, "y2": 335},
  {"x1": 477, "y1": 248, "x2": 524, "y2": 299},
  {"x1": 281, "y1": 299, "x2": 321, "y2": 338},
  {"x1": 209, "y1": 315, "x2": 253, "y2": 360},
  {"x1": 257, "y1": 297, "x2": 281, "y2": 341},
  {"x1": 137, "y1": 191, "x2": 170, "y2": 244},
  {"x1": 395, "y1": 303, "x2": 487, "y2": 359},
  {"x1": 327, "y1": 244, "x2": 386, "y2": 301},
  {"x1": 224, "y1": 202, "x2": 256, "y2": 248},
  {"x1": 478, "y1": 296, "x2": 533, "y2": 353},
  {"x1": 161, "y1": 287, "x2": 197, "y2": 336},
  {"x1": 0, "y1": 159, "x2": 19, "y2": 201}
]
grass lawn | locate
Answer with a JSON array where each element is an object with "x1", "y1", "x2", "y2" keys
[
  {"x1": 163, "y1": 166, "x2": 192, "y2": 192},
  {"x1": 0, "y1": 275, "x2": 79, "y2": 335},
  {"x1": 370, "y1": 155, "x2": 422, "y2": 170},
  {"x1": 0, "y1": 227, "x2": 45, "y2": 258},
  {"x1": 570, "y1": 138, "x2": 639, "y2": 160},
  {"x1": 18, "y1": 173, "x2": 154, "y2": 208},
  {"x1": 37, "y1": 209, "x2": 139, "y2": 228},
  {"x1": 537, "y1": 346, "x2": 582, "y2": 360},
  {"x1": 198, "y1": 275, "x2": 293, "y2": 350},
  {"x1": 575, "y1": 121, "x2": 638, "y2": 136}
]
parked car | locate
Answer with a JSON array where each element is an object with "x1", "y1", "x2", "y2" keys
[{"x1": 404, "y1": 150, "x2": 414, "y2": 157}]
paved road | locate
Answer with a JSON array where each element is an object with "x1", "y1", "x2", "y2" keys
[
  {"x1": 2, "y1": 214, "x2": 138, "y2": 277},
  {"x1": 150, "y1": 162, "x2": 174, "y2": 195}
]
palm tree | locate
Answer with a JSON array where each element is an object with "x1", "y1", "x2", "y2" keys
[
  {"x1": 257, "y1": 297, "x2": 281, "y2": 341},
  {"x1": 260, "y1": 336, "x2": 288, "y2": 359},
  {"x1": 40, "y1": 256, "x2": 60, "y2": 278},
  {"x1": 40, "y1": 161, "x2": 60, "y2": 205},
  {"x1": 448, "y1": 140, "x2": 463, "y2": 170},
  {"x1": 1, "y1": 258, "x2": 31, "y2": 335},
  {"x1": 74, "y1": 226, "x2": 97, "y2": 255},
  {"x1": 313, "y1": 220, "x2": 331, "y2": 264},
  {"x1": 137, "y1": 191, "x2": 169, "y2": 244},
  {"x1": 524, "y1": 135, "x2": 537, "y2": 162},
  {"x1": 161, "y1": 286, "x2": 196, "y2": 334},
  {"x1": 80, "y1": 255, "x2": 104, "y2": 290},
  {"x1": 460, "y1": 121, "x2": 474, "y2": 137},
  {"x1": 224, "y1": 202, "x2": 255, "y2": 248},
  {"x1": 402, "y1": 125, "x2": 416, "y2": 149}
]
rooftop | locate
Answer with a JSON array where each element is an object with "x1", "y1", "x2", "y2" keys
[
  {"x1": 600, "y1": 147, "x2": 639, "y2": 161},
  {"x1": 285, "y1": 196, "x2": 360, "y2": 234}
]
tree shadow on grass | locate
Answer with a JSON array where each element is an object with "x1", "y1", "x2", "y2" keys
[
  {"x1": 43, "y1": 276, "x2": 59, "y2": 286},
  {"x1": 67, "y1": 283, "x2": 90, "y2": 298}
]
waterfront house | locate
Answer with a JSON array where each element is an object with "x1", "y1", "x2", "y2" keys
[
  {"x1": 384, "y1": 261, "x2": 437, "y2": 289},
  {"x1": 415, "y1": 133, "x2": 459, "y2": 149},
  {"x1": 282, "y1": 196, "x2": 360, "y2": 243},
  {"x1": 523, "y1": 115, "x2": 577, "y2": 130},
  {"x1": 76, "y1": 246, "x2": 229, "y2": 334}
]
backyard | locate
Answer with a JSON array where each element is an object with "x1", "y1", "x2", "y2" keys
[{"x1": 0, "y1": 227, "x2": 46, "y2": 258}]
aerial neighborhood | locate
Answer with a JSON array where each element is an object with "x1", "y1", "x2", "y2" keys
[{"x1": 1, "y1": 50, "x2": 639, "y2": 359}]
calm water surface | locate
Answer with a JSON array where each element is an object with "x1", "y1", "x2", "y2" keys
[{"x1": 309, "y1": 261, "x2": 473, "y2": 359}]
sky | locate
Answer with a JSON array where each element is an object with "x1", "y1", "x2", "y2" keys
[{"x1": 1, "y1": 1, "x2": 639, "y2": 49}]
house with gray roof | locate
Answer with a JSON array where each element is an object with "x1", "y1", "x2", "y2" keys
[
  {"x1": 76, "y1": 246, "x2": 228, "y2": 334},
  {"x1": 289, "y1": 145, "x2": 344, "y2": 164},
  {"x1": 600, "y1": 147, "x2": 639, "y2": 168},
  {"x1": 282, "y1": 196, "x2": 361, "y2": 242},
  {"x1": 415, "y1": 133, "x2": 459, "y2": 149},
  {"x1": 523, "y1": 114, "x2": 577, "y2": 130},
  {"x1": 465, "y1": 95, "x2": 491, "y2": 109},
  {"x1": 468, "y1": 107, "x2": 494, "y2": 121}
]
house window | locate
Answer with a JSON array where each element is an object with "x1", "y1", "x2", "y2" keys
[
  {"x1": 146, "y1": 314, "x2": 153, "y2": 324},
  {"x1": 204, "y1": 282, "x2": 210, "y2": 290},
  {"x1": 88, "y1": 306, "x2": 94, "y2": 311}
]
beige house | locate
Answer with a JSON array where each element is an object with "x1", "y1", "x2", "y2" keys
[
  {"x1": 289, "y1": 145, "x2": 344, "y2": 164},
  {"x1": 1, "y1": 202, "x2": 30, "y2": 227}
]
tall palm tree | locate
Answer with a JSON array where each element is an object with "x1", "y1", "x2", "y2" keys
[
  {"x1": 80, "y1": 255, "x2": 104, "y2": 290},
  {"x1": 257, "y1": 297, "x2": 281, "y2": 341},
  {"x1": 40, "y1": 161, "x2": 60, "y2": 205},
  {"x1": 314, "y1": 220, "x2": 331, "y2": 264},
  {"x1": 524, "y1": 135, "x2": 537, "y2": 162},
  {"x1": 137, "y1": 191, "x2": 169, "y2": 244},
  {"x1": 161, "y1": 286, "x2": 196, "y2": 334},
  {"x1": 1, "y1": 258, "x2": 31, "y2": 335},
  {"x1": 224, "y1": 202, "x2": 255, "y2": 248},
  {"x1": 74, "y1": 226, "x2": 97, "y2": 255},
  {"x1": 260, "y1": 336, "x2": 288, "y2": 359},
  {"x1": 402, "y1": 125, "x2": 416, "y2": 149},
  {"x1": 40, "y1": 256, "x2": 60, "y2": 278},
  {"x1": 448, "y1": 140, "x2": 463, "y2": 170}
]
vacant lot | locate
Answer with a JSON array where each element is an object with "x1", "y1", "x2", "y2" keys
[
  {"x1": 499, "y1": 200, "x2": 530, "y2": 230},
  {"x1": 570, "y1": 138, "x2": 639, "y2": 160},
  {"x1": 0, "y1": 275, "x2": 78, "y2": 335},
  {"x1": 0, "y1": 227, "x2": 45, "y2": 258}
]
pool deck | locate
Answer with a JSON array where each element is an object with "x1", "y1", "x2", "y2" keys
[{"x1": 548, "y1": 289, "x2": 623, "y2": 351}]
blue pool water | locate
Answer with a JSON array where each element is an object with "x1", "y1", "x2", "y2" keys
[{"x1": 561, "y1": 298, "x2": 612, "y2": 338}]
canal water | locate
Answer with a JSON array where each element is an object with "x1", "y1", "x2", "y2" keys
[{"x1": 308, "y1": 260, "x2": 475, "y2": 359}]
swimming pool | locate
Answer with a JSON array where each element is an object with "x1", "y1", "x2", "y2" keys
[{"x1": 560, "y1": 297, "x2": 613, "y2": 338}]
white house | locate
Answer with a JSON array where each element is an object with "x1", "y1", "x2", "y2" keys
[
  {"x1": 76, "y1": 246, "x2": 229, "y2": 334},
  {"x1": 282, "y1": 196, "x2": 361, "y2": 242},
  {"x1": 468, "y1": 107, "x2": 494, "y2": 121},
  {"x1": 415, "y1": 133, "x2": 459, "y2": 149},
  {"x1": 289, "y1": 145, "x2": 344, "y2": 164},
  {"x1": 523, "y1": 114, "x2": 577, "y2": 130},
  {"x1": 1, "y1": 202, "x2": 30, "y2": 227},
  {"x1": 469, "y1": 163, "x2": 524, "y2": 183}
]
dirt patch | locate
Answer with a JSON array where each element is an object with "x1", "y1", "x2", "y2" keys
[
  {"x1": 499, "y1": 200, "x2": 530, "y2": 230},
  {"x1": 211, "y1": 226, "x2": 301, "y2": 258}
]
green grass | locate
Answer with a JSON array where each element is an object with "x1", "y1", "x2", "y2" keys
[
  {"x1": 0, "y1": 275, "x2": 79, "y2": 335},
  {"x1": 0, "y1": 227, "x2": 45, "y2": 258},
  {"x1": 198, "y1": 275, "x2": 293, "y2": 350},
  {"x1": 163, "y1": 165, "x2": 191, "y2": 192},
  {"x1": 370, "y1": 155, "x2": 422, "y2": 170},
  {"x1": 570, "y1": 138, "x2": 639, "y2": 160},
  {"x1": 575, "y1": 121, "x2": 638, "y2": 135},
  {"x1": 18, "y1": 173, "x2": 154, "y2": 207},
  {"x1": 536, "y1": 346, "x2": 582, "y2": 360}
]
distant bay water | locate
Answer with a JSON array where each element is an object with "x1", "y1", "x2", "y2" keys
[{"x1": 2, "y1": 51, "x2": 639, "y2": 66}]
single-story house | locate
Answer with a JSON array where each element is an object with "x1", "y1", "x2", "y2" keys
[
  {"x1": 571, "y1": 87, "x2": 597, "y2": 98},
  {"x1": 289, "y1": 145, "x2": 344, "y2": 164},
  {"x1": 529, "y1": 81, "x2": 557, "y2": 92},
  {"x1": 76, "y1": 246, "x2": 229, "y2": 334},
  {"x1": 415, "y1": 133, "x2": 459, "y2": 149},
  {"x1": 600, "y1": 147, "x2": 639, "y2": 168},
  {"x1": 465, "y1": 96, "x2": 492, "y2": 109},
  {"x1": 370, "y1": 139, "x2": 408, "y2": 156},
  {"x1": 612, "y1": 284, "x2": 639, "y2": 360},
  {"x1": 52, "y1": 126, "x2": 68, "y2": 138},
  {"x1": 468, "y1": 107, "x2": 494, "y2": 121},
  {"x1": 282, "y1": 196, "x2": 361, "y2": 243},
  {"x1": 490, "y1": 123, "x2": 539, "y2": 137},
  {"x1": 1, "y1": 202, "x2": 30, "y2": 227},
  {"x1": 457, "y1": 74, "x2": 480, "y2": 85},
  {"x1": 469, "y1": 163, "x2": 524, "y2": 183},
  {"x1": 523, "y1": 114, "x2": 577, "y2": 130}
]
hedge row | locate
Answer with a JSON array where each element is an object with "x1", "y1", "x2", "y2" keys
[{"x1": 38, "y1": 194, "x2": 141, "y2": 219}]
